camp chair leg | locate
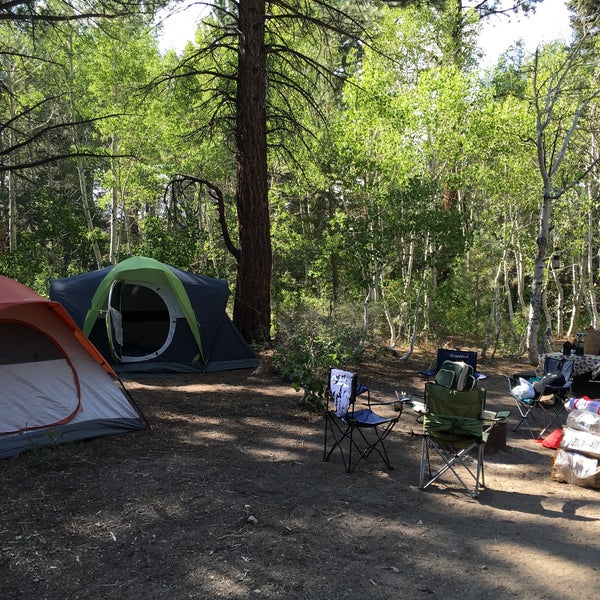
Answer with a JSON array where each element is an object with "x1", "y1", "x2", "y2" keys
[
  {"x1": 511, "y1": 403, "x2": 545, "y2": 439},
  {"x1": 511, "y1": 400, "x2": 565, "y2": 439},
  {"x1": 537, "y1": 402, "x2": 567, "y2": 438},
  {"x1": 420, "y1": 437, "x2": 485, "y2": 498},
  {"x1": 353, "y1": 422, "x2": 396, "y2": 470},
  {"x1": 324, "y1": 415, "x2": 397, "y2": 473},
  {"x1": 419, "y1": 436, "x2": 431, "y2": 489},
  {"x1": 511, "y1": 413, "x2": 538, "y2": 438},
  {"x1": 323, "y1": 413, "x2": 352, "y2": 472}
]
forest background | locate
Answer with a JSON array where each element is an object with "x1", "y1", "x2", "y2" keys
[{"x1": 2, "y1": 0, "x2": 600, "y2": 394}]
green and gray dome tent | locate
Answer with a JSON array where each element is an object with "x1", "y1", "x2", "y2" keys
[{"x1": 50, "y1": 257, "x2": 259, "y2": 374}]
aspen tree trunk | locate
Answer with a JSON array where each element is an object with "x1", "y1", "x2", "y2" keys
[
  {"x1": 483, "y1": 261, "x2": 503, "y2": 358},
  {"x1": 109, "y1": 135, "x2": 120, "y2": 264},
  {"x1": 567, "y1": 263, "x2": 580, "y2": 337},
  {"x1": 504, "y1": 254, "x2": 521, "y2": 346},
  {"x1": 551, "y1": 260, "x2": 564, "y2": 337},
  {"x1": 542, "y1": 283, "x2": 554, "y2": 352},
  {"x1": 527, "y1": 50, "x2": 560, "y2": 365},
  {"x1": 8, "y1": 170, "x2": 17, "y2": 252},
  {"x1": 8, "y1": 92, "x2": 17, "y2": 252},
  {"x1": 586, "y1": 185, "x2": 598, "y2": 327},
  {"x1": 526, "y1": 191, "x2": 551, "y2": 365},
  {"x1": 77, "y1": 158, "x2": 103, "y2": 268}
]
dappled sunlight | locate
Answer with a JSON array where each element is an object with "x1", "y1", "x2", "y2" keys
[
  {"x1": 237, "y1": 426, "x2": 323, "y2": 461},
  {"x1": 477, "y1": 538, "x2": 589, "y2": 582},
  {"x1": 128, "y1": 380, "x2": 301, "y2": 400},
  {"x1": 187, "y1": 567, "x2": 250, "y2": 597},
  {"x1": 240, "y1": 416, "x2": 315, "y2": 436},
  {"x1": 244, "y1": 444, "x2": 305, "y2": 462},
  {"x1": 191, "y1": 430, "x2": 238, "y2": 443}
]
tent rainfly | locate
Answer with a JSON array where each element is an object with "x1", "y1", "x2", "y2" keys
[
  {"x1": 0, "y1": 275, "x2": 147, "y2": 459},
  {"x1": 49, "y1": 256, "x2": 259, "y2": 374}
]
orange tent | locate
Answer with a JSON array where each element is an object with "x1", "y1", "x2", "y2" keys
[{"x1": 0, "y1": 275, "x2": 147, "y2": 458}]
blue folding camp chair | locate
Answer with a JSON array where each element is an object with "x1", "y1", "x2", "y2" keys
[
  {"x1": 505, "y1": 357, "x2": 572, "y2": 439},
  {"x1": 323, "y1": 368, "x2": 410, "y2": 473}
]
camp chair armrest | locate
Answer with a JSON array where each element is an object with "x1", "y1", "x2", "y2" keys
[
  {"x1": 367, "y1": 396, "x2": 413, "y2": 414},
  {"x1": 494, "y1": 410, "x2": 511, "y2": 420},
  {"x1": 371, "y1": 398, "x2": 411, "y2": 406},
  {"x1": 481, "y1": 409, "x2": 510, "y2": 423},
  {"x1": 369, "y1": 396, "x2": 413, "y2": 407}
]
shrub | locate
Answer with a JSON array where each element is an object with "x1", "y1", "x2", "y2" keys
[{"x1": 273, "y1": 307, "x2": 363, "y2": 410}]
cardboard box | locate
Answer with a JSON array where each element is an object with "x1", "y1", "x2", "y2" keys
[
  {"x1": 552, "y1": 448, "x2": 600, "y2": 488},
  {"x1": 560, "y1": 427, "x2": 600, "y2": 458},
  {"x1": 583, "y1": 326, "x2": 600, "y2": 355}
]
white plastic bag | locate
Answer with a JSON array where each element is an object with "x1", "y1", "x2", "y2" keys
[
  {"x1": 566, "y1": 409, "x2": 600, "y2": 435},
  {"x1": 512, "y1": 377, "x2": 535, "y2": 399}
]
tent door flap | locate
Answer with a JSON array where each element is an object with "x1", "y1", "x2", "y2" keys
[{"x1": 107, "y1": 280, "x2": 124, "y2": 361}]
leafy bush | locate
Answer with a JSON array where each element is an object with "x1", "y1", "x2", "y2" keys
[{"x1": 273, "y1": 305, "x2": 364, "y2": 410}]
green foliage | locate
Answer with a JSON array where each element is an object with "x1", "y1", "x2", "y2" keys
[
  {"x1": 272, "y1": 302, "x2": 364, "y2": 410},
  {"x1": 132, "y1": 215, "x2": 199, "y2": 270},
  {"x1": 428, "y1": 254, "x2": 487, "y2": 340},
  {"x1": 2, "y1": 3, "x2": 599, "y2": 358},
  {"x1": 0, "y1": 186, "x2": 104, "y2": 291}
]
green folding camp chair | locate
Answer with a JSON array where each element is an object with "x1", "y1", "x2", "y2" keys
[{"x1": 419, "y1": 382, "x2": 510, "y2": 498}]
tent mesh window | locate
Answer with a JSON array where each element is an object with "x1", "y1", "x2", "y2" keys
[{"x1": 0, "y1": 323, "x2": 63, "y2": 364}]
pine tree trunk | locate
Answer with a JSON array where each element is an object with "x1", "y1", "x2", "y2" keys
[{"x1": 233, "y1": 0, "x2": 272, "y2": 344}]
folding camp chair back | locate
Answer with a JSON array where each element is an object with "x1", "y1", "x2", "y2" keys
[
  {"x1": 323, "y1": 368, "x2": 407, "y2": 473},
  {"x1": 506, "y1": 358, "x2": 571, "y2": 439},
  {"x1": 419, "y1": 349, "x2": 486, "y2": 383},
  {"x1": 419, "y1": 382, "x2": 509, "y2": 498}
]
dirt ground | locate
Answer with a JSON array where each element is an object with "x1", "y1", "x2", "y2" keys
[{"x1": 1, "y1": 349, "x2": 599, "y2": 600}]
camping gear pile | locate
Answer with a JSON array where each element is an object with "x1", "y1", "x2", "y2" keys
[
  {"x1": 433, "y1": 359, "x2": 477, "y2": 390},
  {"x1": 552, "y1": 398, "x2": 600, "y2": 489}
]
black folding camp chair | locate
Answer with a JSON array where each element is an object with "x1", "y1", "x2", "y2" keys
[
  {"x1": 419, "y1": 348, "x2": 486, "y2": 383},
  {"x1": 323, "y1": 368, "x2": 410, "y2": 473},
  {"x1": 505, "y1": 357, "x2": 572, "y2": 439},
  {"x1": 419, "y1": 382, "x2": 510, "y2": 498}
]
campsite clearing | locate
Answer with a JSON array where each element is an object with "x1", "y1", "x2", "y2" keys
[{"x1": 1, "y1": 351, "x2": 599, "y2": 599}]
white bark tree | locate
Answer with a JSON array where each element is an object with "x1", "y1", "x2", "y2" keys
[{"x1": 527, "y1": 36, "x2": 600, "y2": 364}]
